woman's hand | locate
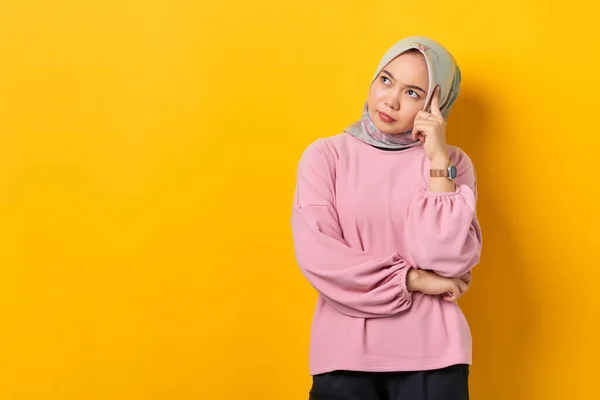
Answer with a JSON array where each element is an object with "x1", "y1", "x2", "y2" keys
[
  {"x1": 407, "y1": 269, "x2": 472, "y2": 302},
  {"x1": 412, "y1": 86, "x2": 449, "y2": 164}
]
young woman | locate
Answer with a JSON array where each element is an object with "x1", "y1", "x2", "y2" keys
[{"x1": 291, "y1": 36, "x2": 482, "y2": 400}]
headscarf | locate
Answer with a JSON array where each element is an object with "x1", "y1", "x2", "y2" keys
[{"x1": 344, "y1": 36, "x2": 462, "y2": 150}]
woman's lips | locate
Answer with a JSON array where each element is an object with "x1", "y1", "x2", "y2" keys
[{"x1": 377, "y1": 111, "x2": 396, "y2": 123}]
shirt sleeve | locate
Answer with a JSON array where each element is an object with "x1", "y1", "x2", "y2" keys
[
  {"x1": 405, "y1": 147, "x2": 482, "y2": 278},
  {"x1": 291, "y1": 139, "x2": 414, "y2": 318}
]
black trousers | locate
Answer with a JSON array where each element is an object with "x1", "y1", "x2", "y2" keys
[{"x1": 309, "y1": 364, "x2": 469, "y2": 400}]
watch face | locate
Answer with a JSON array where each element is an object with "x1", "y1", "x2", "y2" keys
[{"x1": 448, "y1": 165, "x2": 458, "y2": 180}]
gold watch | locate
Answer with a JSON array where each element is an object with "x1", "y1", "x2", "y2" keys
[{"x1": 430, "y1": 164, "x2": 457, "y2": 180}]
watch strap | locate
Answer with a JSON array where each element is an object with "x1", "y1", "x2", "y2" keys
[
  {"x1": 430, "y1": 169, "x2": 449, "y2": 177},
  {"x1": 430, "y1": 164, "x2": 458, "y2": 180}
]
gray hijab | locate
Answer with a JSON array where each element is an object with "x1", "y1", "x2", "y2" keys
[{"x1": 345, "y1": 36, "x2": 462, "y2": 150}]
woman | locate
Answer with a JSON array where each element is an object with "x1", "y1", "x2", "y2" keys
[{"x1": 291, "y1": 36, "x2": 482, "y2": 400}]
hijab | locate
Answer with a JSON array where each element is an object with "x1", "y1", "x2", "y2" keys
[{"x1": 344, "y1": 36, "x2": 462, "y2": 150}]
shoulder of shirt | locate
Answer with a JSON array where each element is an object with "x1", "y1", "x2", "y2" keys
[
  {"x1": 446, "y1": 144, "x2": 475, "y2": 170},
  {"x1": 300, "y1": 133, "x2": 348, "y2": 163}
]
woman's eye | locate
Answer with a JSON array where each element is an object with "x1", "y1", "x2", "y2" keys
[
  {"x1": 381, "y1": 76, "x2": 391, "y2": 85},
  {"x1": 408, "y1": 90, "x2": 419, "y2": 98}
]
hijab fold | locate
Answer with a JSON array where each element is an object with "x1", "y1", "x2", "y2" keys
[{"x1": 345, "y1": 36, "x2": 462, "y2": 150}]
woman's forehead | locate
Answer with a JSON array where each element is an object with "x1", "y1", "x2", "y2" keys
[{"x1": 381, "y1": 53, "x2": 428, "y2": 79}]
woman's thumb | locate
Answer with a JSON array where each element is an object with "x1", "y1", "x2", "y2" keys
[{"x1": 446, "y1": 281, "x2": 460, "y2": 301}]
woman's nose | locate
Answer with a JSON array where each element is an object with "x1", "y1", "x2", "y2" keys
[{"x1": 384, "y1": 92, "x2": 400, "y2": 110}]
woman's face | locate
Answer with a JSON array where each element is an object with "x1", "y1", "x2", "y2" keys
[{"x1": 367, "y1": 50, "x2": 430, "y2": 134}]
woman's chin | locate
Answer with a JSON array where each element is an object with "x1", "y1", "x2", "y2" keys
[{"x1": 374, "y1": 123, "x2": 406, "y2": 135}]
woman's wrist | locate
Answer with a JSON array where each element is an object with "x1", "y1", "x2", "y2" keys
[
  {"x1": 428, "y1": 151, "x2": 456, "y2": 192},
  {"x1": 429, "y1": 152, "x2": 450, "y2": 169},
  {"x1": 406, "y1": 269, "x2": 423, "y2": 292}
]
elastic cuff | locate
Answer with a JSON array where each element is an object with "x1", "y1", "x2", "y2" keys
[
  {"x1": 421, "y1": 184, "x2": 462, "y2": 197},
  {"x1": 396, "y1": 266, "x2": 414, "y2": 303}
]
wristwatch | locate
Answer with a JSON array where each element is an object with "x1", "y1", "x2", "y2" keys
[{"x1": 430, "y1": 164, "x2": 457, "y2": 180}]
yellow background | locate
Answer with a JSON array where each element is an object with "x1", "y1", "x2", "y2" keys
[{"x1": 0, "y1": 0, "x2": 598, "y2": 399}]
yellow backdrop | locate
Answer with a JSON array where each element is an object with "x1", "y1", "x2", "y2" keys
[{"x1": 0, "y1": 0, "x2": 598, "y2": 399}]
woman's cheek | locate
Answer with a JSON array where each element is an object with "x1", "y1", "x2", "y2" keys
[{"x1": 370, "y1": 85, "x2": 385, "y2": 103}]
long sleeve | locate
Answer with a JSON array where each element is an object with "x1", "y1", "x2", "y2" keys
[
  {"x1": 291, "y1": 140, "x2": 413, "y2": 319},
  {"x1": 405, "y1": 148, "x2": 482, "y2": 278}
]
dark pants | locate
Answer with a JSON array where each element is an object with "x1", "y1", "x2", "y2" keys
[{"x1": 309, "y1": 364, "x2": 469, "y2": 400}]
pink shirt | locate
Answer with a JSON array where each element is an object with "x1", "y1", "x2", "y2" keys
[{"x1": 291, "y1": 133, "x2": 482, "y2": 375}]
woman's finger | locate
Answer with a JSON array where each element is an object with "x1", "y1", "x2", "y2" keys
[
  {"x1": 415, "y1": 111, "x2": 442, "y2": 123},
  {"x1": 411, "y1": 120, "x2": 434, "y2": 139},
  {"x1": 416, "y1": 111, "x2": 433, "y2": 121},
  {"x1": 411, "y1": 123, "x2": 425, "y2": 140},
  {"x1": 444, "y1": 281, "x2": 461, "y2": 301},
  {"x1": 456, "y1": 278, "x2": 469, "y2": 294},
  {"x1": 460, "y1": 272, "x2": 472, "y2": 285},
  {"x1": 413, "y1": 121, "x2": 436, "y2": 129},
  {"x1": 430, "y1": 86, "x2": 443, "y2": 117}
]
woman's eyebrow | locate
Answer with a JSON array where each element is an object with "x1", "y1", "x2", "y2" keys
[
  {"x1": 382, "y1": 70, "x2": 395, "y2": 80},
  {"x1": 405, "y1": 84, "x2": 427, "y2": 94},
  {"x1": 381, "y1": 70, "x2": 427, "y2": 94}
]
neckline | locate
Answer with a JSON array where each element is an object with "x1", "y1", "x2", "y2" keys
[{"x1": 345, "y1": 133, "x2": 425, "y2": 156}]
